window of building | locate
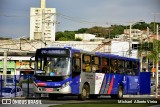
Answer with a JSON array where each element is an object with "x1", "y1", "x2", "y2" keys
[
  {"x1": 7, "y1": 71, "x2": 11, "y2": 74},
  {"x1": 0, "y1": 71, "x2": 3, "y2": 74},
  {"x1": 132, "y1": 44, "x2": 139, "y2": 50}
]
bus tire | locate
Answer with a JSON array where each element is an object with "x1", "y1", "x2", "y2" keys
[
  {"x1": 79, "y1": 84, "x2": 89, "y2": 100},
  {"x1": 49, "y1": 94, "x2": 58, "y2": 100},
  {"x1": 117, "y1": 85, "x2": 123, "y2": 99}
]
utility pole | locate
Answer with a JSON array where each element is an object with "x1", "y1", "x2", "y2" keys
[
  {"x1": 146, "y1": 27, "x2": 149, "y2": 72},
  {"x1": 42, "y1": 8, "x2": 45, "y2": 48},
  {"x1": 129, "y1": 23, "x2": 132, "y2": 58},
  {"x1": 155, "y1": 24, "x2": 159, "y2": 98},
  {"x1": 41, "y1": 0, "x2": 56, "y2": 47},
  {"x1": 3, "y1": 50, "x2": 7, "y2": 86},
  {"x1": 154, "y1": 15, "x2": 156, "y2": 35},
  {"x1": 20, "y1": 38, "x2": 21, "y2": 50}
]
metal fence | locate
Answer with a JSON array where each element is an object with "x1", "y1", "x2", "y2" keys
[{"x1": 0, "y1": 75, "x2": 33, "y2": 98}]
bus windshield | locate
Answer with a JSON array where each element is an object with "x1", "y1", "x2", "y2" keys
[{"x1": 35, "y1": 56, "x2": 71, "y2": 76}]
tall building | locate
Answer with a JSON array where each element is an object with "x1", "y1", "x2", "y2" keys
[{"x1": 30, "y1": 0, "x2": 56, "y2": 41}]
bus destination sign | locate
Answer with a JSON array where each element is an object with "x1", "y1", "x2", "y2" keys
[{"x1": 41, "y1": 49, "x2": 68, "y2": 55}]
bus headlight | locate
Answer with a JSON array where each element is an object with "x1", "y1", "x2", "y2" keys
[{"x1": 62, "y1": 81, "x2": 70, "y2": 88}]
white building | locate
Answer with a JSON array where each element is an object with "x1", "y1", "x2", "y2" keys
[
  {"x1": 108, "y1": 41, "x2": 138, "y2": 58},
  {"x1": 75, "y1": 34, "x2": 96, "y2": 41},
  {"x1": 75, "y1": 34, "x2": 105, "y2": 41},
  {"x1": 30, "y1": 0, "x2": 56, "y2": 41},
  {"x1": 124, "y1": 29, "x2": 142, "y2": 40}
]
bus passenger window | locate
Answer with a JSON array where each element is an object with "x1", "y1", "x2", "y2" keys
[
  {"x1": 132, "y1": 61, "x2": 138, "y2": 76},
  {"x1": 92, "y1": 65, "x2": 96, "y2": 72},
  {"x1": 102, "y1": 58, "x2": 110, "y2": 74},
  {"x1": 82, "y1": 55, "x2": 91, "y2": 72},
  {"x1": 126, "y1": 61, "x2": 132, "y2": 75},
  {"x1": 92, "y1": 56, "x2": 100, "y2": 73},
  {"x1": 72, "y1": 53, "x2": 81, "y2": 73},
  {"x1": 110, "y1": 59, "x2": 117, "y2": 73},
  {"x1": 85, "y1": 62, "x2": 91, "y2": 72},
  {"x1": 117, "y1": 60, "x2": 125, "y2": 74},
  {"x1": 118, "y1": 64, "x2": 124, "y2": 74},
  {"x1": 82, "y1": 63, "x2": 86, "y2": 72}
]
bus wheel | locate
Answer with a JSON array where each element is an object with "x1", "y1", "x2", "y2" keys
[
  {"x1": 117, "y1": 85, "x2": 123, "y2": 99},
  {"x1": 49, "y1": 94, "x2": 58, "y2": 100},
  {"x1": 79, "y1": 84, "x2": 89, "y2": 100}
]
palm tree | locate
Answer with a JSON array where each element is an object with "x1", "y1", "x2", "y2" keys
[
  {"x1": 147, "y1": 39, "x2": 160, "y2": 73},
  {"x1": 147, "y1": 39, "x2": 160, "y2": 98}
]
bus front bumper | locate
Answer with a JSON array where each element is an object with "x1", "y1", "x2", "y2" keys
[{"x1": 33, "y1": 85, "x2": 71, "y2": 94}]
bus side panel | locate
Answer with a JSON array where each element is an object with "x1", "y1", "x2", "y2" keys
[
  {"x1": 99, "y1": 74, "x2": 110, "y2": 95},
  {"x1": 126, "y1": 76, "x2": 139, "y2": 94},
  {"x1": 110, "y1": 74, "x2": 125, "y2": 94},
  {"x1": 139, "y1": 72, "x2": 151, "y2": 94},
  {"x1": 70, "y1": 75, "x2": 80, "y2": 94}
]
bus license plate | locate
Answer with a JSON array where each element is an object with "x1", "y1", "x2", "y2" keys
[{"x1": 45, "y1": 88, "x2": 53, "y2": 92}]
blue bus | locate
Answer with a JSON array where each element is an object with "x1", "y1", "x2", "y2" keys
[{"x1": 32, "y1": 47, "x2": 150, "y2": 100}]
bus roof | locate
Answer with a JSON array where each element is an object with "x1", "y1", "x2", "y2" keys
[{"x1": 38, "y1": 46, "x2": 139, "y2": 62}]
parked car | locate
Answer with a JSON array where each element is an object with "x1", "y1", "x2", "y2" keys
[
  {"x1": 0, "y1": 86, "x2": 23, "y2": 98},
  {"x1": 6, "y1": 78, "x2": 19, "y2": 85}
]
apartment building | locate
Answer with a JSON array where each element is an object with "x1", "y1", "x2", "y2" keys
[
  {"x1": 124, "y1": 29, "x2": 143, "y2": 40},
  {"x1": 30, "y1": 0, "x2": 56, "y2": 41}
]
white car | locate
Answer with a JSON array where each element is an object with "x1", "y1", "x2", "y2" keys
[{"x1": 0, "y1": 86, "x2": 23, "y2": 98}]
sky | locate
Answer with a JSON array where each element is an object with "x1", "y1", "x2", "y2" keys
[{"x1": 0, "y1": 0, "x2": 160, "y2": 38}]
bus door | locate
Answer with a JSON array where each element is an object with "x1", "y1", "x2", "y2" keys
[
  {"x1": 126, "y1": 61, "x2": 139, "y2": 94},
  {"x1": 71, "y1": 53, "x2": 81, "y2": 94}
]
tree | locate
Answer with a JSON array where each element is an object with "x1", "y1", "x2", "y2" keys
[
  {"x1": 109, "y1": 25, "x2": 126, "y2": 39},
  {"x1": 86, "y1": 26, "x2": 109, "y2": 38},
  {"x1": 55, "y1": 31, "x2": 75, "y2": 41},
  {"x1": 63, "y1": 31, "x2": 75, "y2": 40},
  {"x1": 76, "y1": 28, "x2": 89, "y2": 33},
  {"x1": 55, "y1": 31, "x2": 64, "y2": 41},
  {"x1": 138, "y1": 42, "x2": 153, "y2": 51},
  {"x1": 75, "y1": 37, "x2": 82, "y2": 41},
  {"x1": 57, "y1": 37, "x2": 69, "y2": 41},
  {"x1": 147, "y1": 39, "x2": 160, "y2": 98},
  {"x1": 147, "y1": 39, "x2": 160, "y2": 67},
  {"x1": 138, "y1": 40, "x2": 159, "y2": 73},
  {"x1": 132, "y1": 22, "x2": 150, "y2": 30}
]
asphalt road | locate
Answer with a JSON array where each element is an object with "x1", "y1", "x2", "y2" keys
[{"x1": 0, "y1": 95, "x2": 160, "y2": 107}]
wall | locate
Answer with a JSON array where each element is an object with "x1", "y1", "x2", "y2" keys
[{"x1": 0, "y1": 61, "x2": 16, "y2": 75}]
